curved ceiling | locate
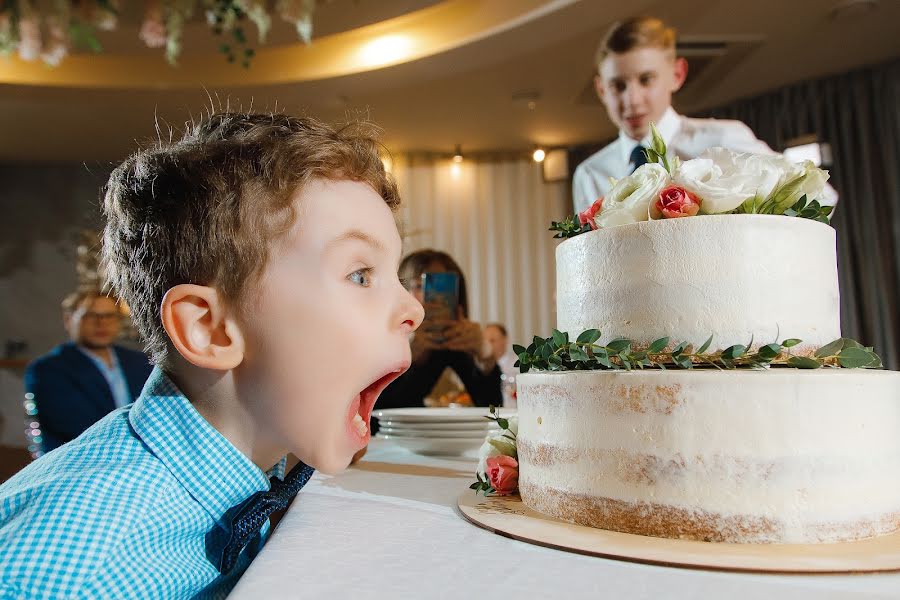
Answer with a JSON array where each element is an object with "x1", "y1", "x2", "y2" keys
[{"x1": 0, "y1": 0, "x2": 898, "y2": 162}]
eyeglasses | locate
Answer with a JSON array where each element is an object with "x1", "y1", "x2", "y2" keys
[{"x1": 81, "y1": 312, "x2": 120, "y2": 324}]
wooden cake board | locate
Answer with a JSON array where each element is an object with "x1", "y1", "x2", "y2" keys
[{"x1": 457, "y1": 490, "x2": 900, "y2": 574}]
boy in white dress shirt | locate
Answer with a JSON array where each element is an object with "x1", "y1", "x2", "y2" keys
[{"x1": 573, "y1": 16, "x2": 837, "y2": 213}]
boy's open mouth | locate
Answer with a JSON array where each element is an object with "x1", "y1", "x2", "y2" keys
[{"x1": 347, "y1": 363, "x2": 409, "y2": 445}]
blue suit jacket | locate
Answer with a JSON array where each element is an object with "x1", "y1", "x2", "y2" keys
[{"x1": 24, "y1": 342, "x2": 154, "y2": 452}]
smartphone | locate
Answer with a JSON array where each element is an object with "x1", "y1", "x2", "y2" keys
[{"x1": 422, "y1": 272, "x2": 460, "y2": 342}]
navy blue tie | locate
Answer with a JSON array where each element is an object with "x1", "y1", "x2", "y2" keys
[
  {"x1": 629, "y1": 145, "x2": 649, "y2": 173},
  {"x1": 219, "y1": 461, "x2": 316, "y2": 573}
]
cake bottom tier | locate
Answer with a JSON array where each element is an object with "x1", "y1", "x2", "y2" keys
[{"x1": 516, "y1": 369, "x2": 900, "y2": 544}]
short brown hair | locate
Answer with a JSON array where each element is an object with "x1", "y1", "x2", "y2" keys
[
  {"x1": 101, "y1": 112, "x2": 399, "y2": 367},
  {"x1": 61, "y1": 288, "x2": 120, "y2": 315},
  {"x1": 596, "y1": 16, "x2": 676, "y2": 65}
]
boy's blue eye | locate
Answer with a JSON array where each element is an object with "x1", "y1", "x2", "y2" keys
[{"x1": 349, "y1": 268, "x2": 372, "y2": 287}]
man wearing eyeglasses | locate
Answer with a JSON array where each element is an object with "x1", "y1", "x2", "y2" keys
[{"x1": 24, "y1": 289, "x2": 153, "y2": 454}]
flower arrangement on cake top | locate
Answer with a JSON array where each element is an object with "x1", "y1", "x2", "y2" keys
[{"x1": 551, "y1": 124, "x2": 835, "y2": 239}]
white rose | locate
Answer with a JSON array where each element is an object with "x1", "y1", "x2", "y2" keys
[
  {"x1": 799, "y1": 164, "x2": 831, "y2": 204},
  {"x1": 595, "y1": 163, "x2": 670, "y2": 227},
  {"x1": 475, "y1": 421, "x2": 518, "y2": 476},
  {"x1": 768, "y1": 159, "x2": 832, "y2": 211},
  {"x1": 674, "y1": 148, "x2": 786, "y2": 214},
  {"x1": 476, "y1": 438, "x2": 502, "y2": 477}
]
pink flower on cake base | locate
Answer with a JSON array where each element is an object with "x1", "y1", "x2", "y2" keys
[
  {"x1": 654, "y1": 185, "x2": 701, "y2": 218},
  {"x1": 578, "y1": 197, "x2": 604, "y2": 230},
  {"x1": 485, "y1": 455, "x2": 519, "y2": 495}
]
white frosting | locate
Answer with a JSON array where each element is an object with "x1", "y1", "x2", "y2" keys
[
  {"x1": 517, "y1": 369, "x2": 900, "y2": 543},
  {"x1": 555, "y1": 215, "x2": 840, "y2": 353}
]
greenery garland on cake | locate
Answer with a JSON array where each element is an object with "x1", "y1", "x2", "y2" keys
[
  {"x1": 514, "y1": 331, "x2": 883, "y2": 373},
  {"x1": 551, "y1": 124, "x2": 834, "y2": 239}
]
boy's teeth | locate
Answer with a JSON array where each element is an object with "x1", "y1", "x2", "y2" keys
[{"x1": 352, "y1": 412, "x2": 368, "y2": 436}]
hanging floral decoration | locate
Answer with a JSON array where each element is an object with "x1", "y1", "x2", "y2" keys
[{"x1": 0, "y1": 0, "x2": 320, "y2": 67}]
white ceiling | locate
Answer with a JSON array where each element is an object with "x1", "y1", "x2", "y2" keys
[{"x1": 1, "y1": 0, "x2": 898, "y2": 162}]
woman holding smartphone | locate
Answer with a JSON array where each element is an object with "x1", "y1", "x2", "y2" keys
[{"x1": 375, "y1": 249, "x2": 502, "y2": 418}]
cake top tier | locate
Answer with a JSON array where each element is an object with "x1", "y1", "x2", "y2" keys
[{"x1": 555, "y1": 214, "x2": 841, "y2": 354}]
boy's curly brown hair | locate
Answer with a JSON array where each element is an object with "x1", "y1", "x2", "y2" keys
[{"x1": 101, "y1": 112, "x2": 398, "y2": 367}]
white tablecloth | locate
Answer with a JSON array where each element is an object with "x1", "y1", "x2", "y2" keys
[{"x1": 229, "y1": 440, "x2": 898, "y2": 599}]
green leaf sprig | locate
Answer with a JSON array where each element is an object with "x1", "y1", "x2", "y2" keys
[
  {"x1": 513, "y1": 330, "x2": 882, "y2": 373},
  {"x1": 735, "y1": 192, "x2": 833, "y2": 223},
  {"x1": 469, "y1": 472, "x2": 494, "y2": 494},
  {"x1": 782, "y1": 196, "x2": 833, "y2": 223},
  {"x1": 549, "y1": 215, "x2": 591, "y2": 239},
  {"x1": 483, "y1": 404, "x2": 517, "y2": 447}
]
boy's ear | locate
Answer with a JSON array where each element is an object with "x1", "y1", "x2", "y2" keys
[
  {"x1": 594, "y1": 73, "x2": 605, "y2": 101},
  {"x1": 161, "y1": 284, "x2": 245, "y2": 371},
  {"x1": 672, "y1": 57, "x2": 688, "y2": 92}
]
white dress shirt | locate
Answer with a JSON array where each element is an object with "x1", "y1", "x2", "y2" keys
[{"x1": 572, "y1": 107, "x2": 837, "y2": 213}]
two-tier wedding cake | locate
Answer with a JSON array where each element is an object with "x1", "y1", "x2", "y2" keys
[
  {"x1": 475, "y1": 139, "x2": 900, "y2": 545},
  {"x1": 516, "y1": 215, "x2": 900, "y2": 544}
]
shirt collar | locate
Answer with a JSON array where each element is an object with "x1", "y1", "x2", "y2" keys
[
  {"x1": 129, "y1": 367, "x2": 281, "y2": 526},
  {"x1": 618, "y1": 106, "x2": 681, "y2": 164},
  {"x1": 77, "y1": 345, "x2": 120, "y2": 372}
]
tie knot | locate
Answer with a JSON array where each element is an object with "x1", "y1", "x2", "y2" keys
[{"x1": 630, "y1": 145, "x2": 649, "y2": 172}]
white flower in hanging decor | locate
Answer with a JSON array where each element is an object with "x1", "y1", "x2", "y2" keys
[{"x1": 0, "y1": 0, "x2": 325, "y2": 68}]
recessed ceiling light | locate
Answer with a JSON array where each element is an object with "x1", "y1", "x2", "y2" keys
[{"x1": 512, "y1": 89, "x2": 541, "y2": 110}]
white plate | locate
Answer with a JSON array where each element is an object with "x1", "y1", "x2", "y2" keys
[
  {"x1": 377, "y1": 427, "x2": 496, "y2": 439},
  {"x1": 376, "y1": 419, "x2": 500, "y2": 431},
  {"x1": 375, "y1": 433, "x2": 484, "y2": 457},
  {"x1": 373, "y1": 407, "x2": 514, "y2": 423}
]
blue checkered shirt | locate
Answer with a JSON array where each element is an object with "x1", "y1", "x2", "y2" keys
[{"x1": 0, "y1": 368, "x2": 286, "y2": 599}]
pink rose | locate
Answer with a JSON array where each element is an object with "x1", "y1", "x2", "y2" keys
[
  {"x1": 485, "y1": 455, "x2": 519, "y2": 495},
  {"x1": 139, "y1": 3, "x2": 167, "y2": 49},
  {"x1": 656, "y1": 185, "x2": 701, "y2": 218},
  {"x1": 577, "y1": 197, "x2": 604, "y2": 230}
]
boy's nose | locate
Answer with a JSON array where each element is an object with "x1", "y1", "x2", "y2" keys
[
  {"x1": 622, "y1": 85, "x2": 642, "y2": 110},
  {"x1": 398, "y1": 287, "x2": 425, "y2": 333}
]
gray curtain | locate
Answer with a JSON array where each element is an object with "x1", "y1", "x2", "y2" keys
[{"x1": 704, "y1": 59, "x2": 900, "y2": 370}]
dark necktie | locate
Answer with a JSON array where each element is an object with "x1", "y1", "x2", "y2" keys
[
  {"x1": 629, "y1": 144, "x2": 649, "y2": 173},
  {"x1": 219, "y1": 461, "x2": 316, "y2": 573}
]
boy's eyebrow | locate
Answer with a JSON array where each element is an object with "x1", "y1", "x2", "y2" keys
[{"x1": 326, "y1": 229, "x2": 386, "y2": 252}]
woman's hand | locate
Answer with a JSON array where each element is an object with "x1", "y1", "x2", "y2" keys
[{"x1": 442, "y1": 319, "x2": 485, "y2": 356}]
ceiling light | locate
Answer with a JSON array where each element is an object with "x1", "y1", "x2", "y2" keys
[
  {"x1": 533, "y1": 148, "x2": 546, "y2": 163},
  {"x1": 512, "y1": 89, "x2": 541, "y2": 110},
  {"x1": 452, "y1": 145, "x2": 463, "y2": 163},
  {"x1": 359, "y1": 35, "x2": 413, "y2": 68}
]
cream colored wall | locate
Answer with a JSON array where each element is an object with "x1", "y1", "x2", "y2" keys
[{"x1": 392, "y1": 156, "x2": 569, "y2": 348}]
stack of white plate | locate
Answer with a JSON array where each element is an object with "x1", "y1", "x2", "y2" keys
[{"x1": 373, "y1": 407, "x2": 515, "y2": 457}]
